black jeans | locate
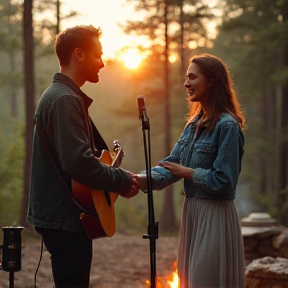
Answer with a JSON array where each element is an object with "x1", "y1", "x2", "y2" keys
[{"x1": 35, "y1": 227, "x2": 92, "y2": 288}]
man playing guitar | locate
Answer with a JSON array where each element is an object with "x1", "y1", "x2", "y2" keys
[{"x1": 26, "y1": 25, "x2": 139, "y2": 288}]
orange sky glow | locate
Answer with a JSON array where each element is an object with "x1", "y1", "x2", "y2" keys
[
  {"x1": 34, "y1": 0, "x2": 218, "y2": 69},
  {"x1": 59, "y1": 0, "x2": 149, "y2": 68}
]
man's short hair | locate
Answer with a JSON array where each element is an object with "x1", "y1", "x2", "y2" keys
[{"x1": 55, "y1": 25, "x2": 102, "y2": 66}]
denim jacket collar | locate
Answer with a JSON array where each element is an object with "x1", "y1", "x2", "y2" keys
[{"x1": 52, "y1": 73, "x2": 93, "y2": 108}]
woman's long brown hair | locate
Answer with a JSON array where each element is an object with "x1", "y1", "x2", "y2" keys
[{"x1": 187, "y1": 54, "x2": 246, "y2": 132}]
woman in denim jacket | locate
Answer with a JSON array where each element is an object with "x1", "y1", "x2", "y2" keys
[{"x1": 138, "y1": 54, "x2": 246, "y2": 288}]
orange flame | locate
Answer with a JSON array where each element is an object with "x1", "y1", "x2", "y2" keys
[
  {"x1": 146, "y1": 262, "x2": 179, "y2": 288},
  {"x1": 167, "y1": 271, "x2": 179, "y2": 288}
]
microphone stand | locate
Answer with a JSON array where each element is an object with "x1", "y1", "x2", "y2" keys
[{"x1": 139, "y1": 106, "x2": 159, "y2": 288}]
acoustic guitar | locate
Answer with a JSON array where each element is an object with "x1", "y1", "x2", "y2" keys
[{"x1": 72, "y1": 141, "x2": 123, "y2": 240}]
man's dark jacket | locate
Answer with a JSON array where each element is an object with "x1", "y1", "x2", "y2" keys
[{"x1": 26, "y1": 73, "x2": 132, "y2": 232}]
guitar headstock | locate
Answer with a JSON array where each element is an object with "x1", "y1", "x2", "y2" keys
[{"x1": 113, "y1": 140, "x2": 122, "y2": 153}]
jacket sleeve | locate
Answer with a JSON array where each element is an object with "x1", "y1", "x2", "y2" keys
[{"x1": 46, "y1": 94, "x2": 132, "y2": 192}]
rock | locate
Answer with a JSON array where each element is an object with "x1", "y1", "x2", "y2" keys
[
  {"x1": 246, "y1": 257, "x2": 288, "y2": 288},
  {"x1": 241, "y1": 212, "x2": 288, "y2": 266}
]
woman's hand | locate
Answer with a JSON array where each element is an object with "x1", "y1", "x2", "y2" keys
[{"x1": 158, "y1": 161, "x2": 194, "y2": 179}]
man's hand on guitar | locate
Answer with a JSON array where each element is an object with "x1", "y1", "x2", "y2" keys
[{"x1": 116, "y1": 172, "x2": 139, "y2": 199}]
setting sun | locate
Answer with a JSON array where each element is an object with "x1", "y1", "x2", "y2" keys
[{"x1": 121, "y1": 48, "x2": 143, "y2": 69}]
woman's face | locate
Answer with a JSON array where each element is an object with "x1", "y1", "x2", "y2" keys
[{"x1": 183, "y1": 62, "x2": 212, "y2": 109}]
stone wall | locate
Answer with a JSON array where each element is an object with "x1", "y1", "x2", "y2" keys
[
  {"x1": 242, "y1": 213, "x2": 288, "y2": 288},
  {"x1": 243, "y1": 228, "x2": 288, "y2": 266}
]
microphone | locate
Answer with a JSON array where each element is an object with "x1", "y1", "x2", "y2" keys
[{"x1": 137, "y1": 95, "x2": 150, "y2": 130}]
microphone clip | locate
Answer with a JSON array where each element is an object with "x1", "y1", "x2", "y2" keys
[
  {"x1": 137, "y1": 95, "x2": 150, "y2": 131},
  {"x1": 140, "y1": 110, "x2": 150, "y2": 130}
]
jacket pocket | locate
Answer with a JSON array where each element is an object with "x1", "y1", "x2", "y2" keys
[{"x1": 193, "y1": 143, "x2": 217, "y2": 169}]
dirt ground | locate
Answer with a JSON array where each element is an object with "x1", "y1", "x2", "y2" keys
[{"x1": 0, "y1": 232, "x2": 179, "y2": 288}]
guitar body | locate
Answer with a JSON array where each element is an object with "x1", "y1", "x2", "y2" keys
[{"x1": 72, "y1": 150, "x2": 118, "y2": 240}]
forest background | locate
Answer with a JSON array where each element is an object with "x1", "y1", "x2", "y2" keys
[{"x1": 0, "y1": 0, "x2": 287, "y2": 239}]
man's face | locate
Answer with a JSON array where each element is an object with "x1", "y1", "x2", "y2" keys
[{"x1": 81, "y1": 37, "x2": 104, "y2": 83}]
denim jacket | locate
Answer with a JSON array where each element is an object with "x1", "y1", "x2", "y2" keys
[
  {"x1": 26, "y1": 73, "x2": 132, "y2": 232},
  {"x1": 151, "y1": 113, "x2": 244, "y2": 200}
]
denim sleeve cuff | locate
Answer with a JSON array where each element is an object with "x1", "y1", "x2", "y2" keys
[
  {"x1": 193, "y1": 168, "x2": 207, "y2": 189},
  {"x1": 140, "y1": 166, "x2": 174, "y2": 190}
]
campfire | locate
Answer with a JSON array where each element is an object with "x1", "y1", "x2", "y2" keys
[{"x1": 146, "y1": 262, "x2": 179, "y2": 288}]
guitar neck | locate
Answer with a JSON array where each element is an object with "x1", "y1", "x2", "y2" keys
[{"x1": 111, "y1": 148, "x2": 123, "y2": 168}]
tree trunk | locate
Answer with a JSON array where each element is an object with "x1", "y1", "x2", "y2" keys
[
  {"x1": 160, "y1": 0, "x2": 177, "y2": 232},
  {"x1": 20, "y1": 0, "x2": 35, "y2": 226},
  {"x1": 277, "y1": 4, "x2": 288, "y2": 225},
  {"x1": 277, "y1": 83, "x2": 288, "y2": 225},
  {"x1": 56, "y1": 0, "x2": 60, "y2": 34},
  {"x1": 10, "y1": 50, "x2": 17, "y2": 118},
  {"x1": 277, "y1": 75, "x2": 288, "y2": 224},
  {"x1": 259, "y1": 84, "x2": 268, "y2": 196},
  {"x1": 179, "y1": 0, "x2": 185, "y2": 75},
  {"x1": 266, "y1": 85, "x2": 277, "y2": 195}
]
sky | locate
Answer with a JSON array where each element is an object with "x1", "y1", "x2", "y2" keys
[
  {"x1": 59, "y1": 0, "x2": 148, "y2": 60},
  {"x1": 33, "y1": 0, "x2": 218, "y2": 67}
]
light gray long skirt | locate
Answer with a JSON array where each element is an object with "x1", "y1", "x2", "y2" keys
[{"x1": 177, "y1": 198, "x2": 245, "y2": 288}]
